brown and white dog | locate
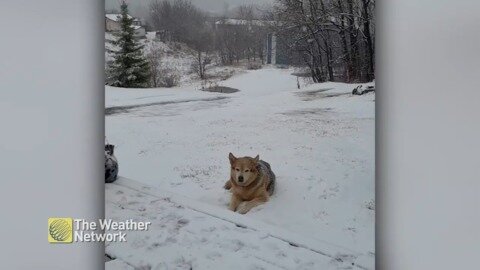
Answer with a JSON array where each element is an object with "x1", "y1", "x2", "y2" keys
[{"x1": 224, "y1": 153, "x2": 276, "y2": 214}]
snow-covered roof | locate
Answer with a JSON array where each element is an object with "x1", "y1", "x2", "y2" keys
[{"x1": 105, "y1": 13, "x2": 134, "y2": 22}]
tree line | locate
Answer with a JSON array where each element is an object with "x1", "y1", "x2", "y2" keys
[
  {"x1": 270, "y1": 0, "x2": 375, "y2": 83},
  {"x1": 107, "y1": 0, "x2": 375, "y2": 88},
  {"x1": 148, "y1": 0, "x2": 268, "y2": 76}
]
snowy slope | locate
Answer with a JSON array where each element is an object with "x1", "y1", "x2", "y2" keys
[
  {"x1": 106, "y1": 67, "x2": 375, "y2": 269},
  {"x1": 106, "y1": 177, "x2": 372, "y2": 270},
  {"x1": 106, "y1": 31, "x2": 249, "y2": 86}
]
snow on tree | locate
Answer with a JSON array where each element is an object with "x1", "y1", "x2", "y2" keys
[
  {"x1": 270, "y1": 0, "x2": 375, "y2": 83},
  {"x1": 107, "y1": 1, "x2": 150, "y2": 88}
]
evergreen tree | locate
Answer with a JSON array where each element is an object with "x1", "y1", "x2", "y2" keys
[{"x1": 107, "y1": 2, "x2": 150, "y2": 88}]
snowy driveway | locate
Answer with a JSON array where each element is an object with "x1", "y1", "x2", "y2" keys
[{"x1": 106, "y1": 68, "x2": 375, "y2": 269}]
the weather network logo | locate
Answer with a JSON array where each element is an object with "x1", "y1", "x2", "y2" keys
[
  {"x1": 48, "y1": 217, "x2": 151, "y2": 243},
  {"x1": 48, "y1": 218, "x2": 73, "y2": 243}
]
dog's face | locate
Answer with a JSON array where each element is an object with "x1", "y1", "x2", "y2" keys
[{"x1": 229, "y1": 153, "x2": 259, "y2": 187}]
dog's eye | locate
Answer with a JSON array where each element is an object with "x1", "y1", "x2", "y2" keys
[
  {"x1": 245, "y1": 169, "x2": 249, "y2": 172},
  {"x1": 235, "y1": 168, "x2": 240, "y2": 172}
]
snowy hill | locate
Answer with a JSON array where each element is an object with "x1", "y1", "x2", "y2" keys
[{"x1": 105, "y1": 31, "x2": 253, "y2": 87}]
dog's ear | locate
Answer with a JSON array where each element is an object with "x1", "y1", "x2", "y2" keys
[
  {"x1": 253, "y1": 155, "x2": 260, "y2": 163},
  {"x1": 229, "y1": 153, "x2": 236, "y2": 164}
]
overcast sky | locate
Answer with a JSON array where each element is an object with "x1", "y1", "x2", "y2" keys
[
  {"x1": 105, "y1": 0, "x2": 275, "y2": 16},
  {"x1": 106, "y1": 0, "x2": 275, "y2": 18}
]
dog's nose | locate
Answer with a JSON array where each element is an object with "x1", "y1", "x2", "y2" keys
[{"x1": 238, "y1": 176, "x2": 244, "y2": 182}]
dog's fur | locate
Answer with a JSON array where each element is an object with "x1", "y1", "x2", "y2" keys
[{"x1": 224, "y1": 153, "x2": 276, "y2": 214}]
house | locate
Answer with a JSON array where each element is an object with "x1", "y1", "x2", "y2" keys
[{"x1": 105, "y1": 13, "x2": 146, "y2": 38}]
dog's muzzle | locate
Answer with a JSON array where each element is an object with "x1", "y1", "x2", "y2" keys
[{"x1": 238, "y1": 175, "x2": 244, "y2": 183}]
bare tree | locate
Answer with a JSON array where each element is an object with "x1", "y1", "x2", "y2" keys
[
  {"x1": 271, "y1": 0, "x2": 375, "y2": 83},
  {"x1": 149, "y1": 0, "x2": 214, "y2": 80},
  {"x1": 215, "y1": 5, "x2": 268, "y2": 65},
  {"x1": 146, "y1": 43, "x2": 162, "y2": 87},
  {"x1": 188, "y1": 23, "x2": 214, "y2": 79},
  {"x1": 360, "y1": 0, "x2": 375, "y2": 81},
  {"x1": 149, "y1": 0, "x2": 205, "y2": 44}
]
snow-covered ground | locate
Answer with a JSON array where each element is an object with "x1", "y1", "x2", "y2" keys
[
  {"x1": 106, "y1": 67, "x2": 375, "y2": 269},
  {"x1": 106, "y1": 177, "x2": 372, "y2": 270}
]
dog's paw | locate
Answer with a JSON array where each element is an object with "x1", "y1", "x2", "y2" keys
[{"x1": 236, "y1": 202, "x2": 251, "y2": 214}]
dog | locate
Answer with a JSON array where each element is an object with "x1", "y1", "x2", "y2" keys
[{"x1": 224, "y1": 153, "x2": 276, "y2": 214}]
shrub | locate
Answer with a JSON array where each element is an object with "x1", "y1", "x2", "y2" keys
[
  {"x1": 247, "y1": 62, "x2": 262, "y2": 70},
  {"x1": 160, "y1": 71, "x2": 180, "y2": 87}
]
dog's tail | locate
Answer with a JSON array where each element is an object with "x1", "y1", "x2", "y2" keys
[
  {"x1": 260, "y1": 160, "x2": 276, "y2": 196},
  {"x1": 267, "y1": 172, "x2": 275, "y2": 196}
]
